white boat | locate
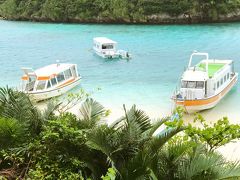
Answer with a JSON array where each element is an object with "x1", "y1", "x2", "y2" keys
[
  {"x1": 93, "y1": 37, "x2": 131, "y2": 59},
  {"x1": 172, "y1": 51, "x2": 238, "y2": 113},
  {"x1": 20, "y1": 63, "x2": 81, "y2": 101}
]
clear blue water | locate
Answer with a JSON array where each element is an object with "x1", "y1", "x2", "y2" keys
[{"x1": 0, "y1": 20, "x2": 240, "y2": 117}]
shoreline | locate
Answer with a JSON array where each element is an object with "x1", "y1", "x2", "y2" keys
[{"x1": 2, "y1": 17, "x2": 240, "y2": 26}]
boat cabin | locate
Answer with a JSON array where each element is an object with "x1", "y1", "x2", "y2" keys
[
  {"x1": 21, "y1": 63, "x2": 79, "y2": 93},
  {"x1": 93, "y1": 37, "x2": 131, "y2": 59},
  {"x1": 178, "y1": 52, "x2": 234, "y2": 100},
  {"x1": 93, "y1": 37, "x2": 117, "y2": 52}
]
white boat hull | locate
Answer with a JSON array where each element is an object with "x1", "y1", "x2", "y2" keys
[
  {"x1": 94, "y1": 50, "x2": 120, "y2": 59},
  {"x1": 26, "y1": 78, "x2": 81, "y2": 101},
  {"x1": 175, "y1": 74, "x2": 238, "y2": 113}
]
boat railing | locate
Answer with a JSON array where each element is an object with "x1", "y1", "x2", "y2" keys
[{"x1": 188, "y1": 51, "x2": 209, "y2": 72}]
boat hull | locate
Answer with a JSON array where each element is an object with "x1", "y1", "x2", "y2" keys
[
  {"x1": 175, "y1": 74, "x2": 238, "y2": 113},
  {"x1": 94, "y1": 51, "x2": 119, "y2": 59},
  {"x1": 26, "y1": 77, "x2": 81, "y2": 101}
]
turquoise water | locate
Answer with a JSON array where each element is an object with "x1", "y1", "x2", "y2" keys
[{"x1": 0, "y1": 20, "x2": 240, "y2": 117}]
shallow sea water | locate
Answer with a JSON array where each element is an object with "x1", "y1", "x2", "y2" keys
[{"x1": 0, "y1": 20, "x2": 240, "y2": 120}]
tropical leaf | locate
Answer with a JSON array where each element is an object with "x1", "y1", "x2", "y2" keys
[
  {"x1": 0, "y1": 87, "x2": 43, "y2": 135},
  {"x1": 79, "y1": 98, "x2": 106, "y2": 128},
  {"x1": 151, "y1": 138, "x2": 193, "y2": 179},
  {"x1": 0, "y1": 117, "x2": 27, "y2": 149},
  {"x1": 119, "y1": 150, "x2": 154, "y2": 180},
  {"x1": 149, "y1": 127, "x2": 184, "y2": 154},
  {"x1": 148, "y1": 117, "x2": 170, "y2": 137}
]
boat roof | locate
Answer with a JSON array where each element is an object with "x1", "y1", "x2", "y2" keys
[
  {"x1": 22, "y1": 63, "x2": 76, "y2": 80},
  {"x1": 93, "y1": 37, "x2": 117, "y2": 44},
  {"x1": 196, "y1": 60, "x2": 232, "y2": 78},
  {"x1": 183, "y1": 59, "x2": 232, "y2": 81},
  {"x1": 35, "y1": 63, "x2": 75, "y2": 76}
]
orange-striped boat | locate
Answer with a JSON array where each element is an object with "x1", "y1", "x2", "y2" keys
[
  {"x1": 172, "y1": 51, "x2": 238, "y2": 113},
  {"x1": 20, "y1": 63, "x2": 81, "y2": 101}
]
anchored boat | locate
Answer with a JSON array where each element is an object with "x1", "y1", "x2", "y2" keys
[
  {"x1": 20, "y1": 63, "x2": 81, "y2": 101},
  {"x1": 93, "y1": 37, "x2": 131, "y2": 59},
  {"x1": 172, "y1": 52, "x2": 238, "y2": 113}
]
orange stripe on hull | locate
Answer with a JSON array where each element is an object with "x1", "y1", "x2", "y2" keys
[{"x1": 176, "y1": 75, "x2": 237, "y2": 107}]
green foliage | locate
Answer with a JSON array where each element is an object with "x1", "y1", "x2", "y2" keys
[
  {"x1": 1, "y1": 0, "x2": 240, "y2": 22},
  {"x1": 0, "y1": 117, "x2": 27, "y2": 149},
  {"x1": 27, "y1": 112, "x2": 100, "y2": 179},
  {"x1": 186, "y1": 115, "x2": 240, "y2": 151},
  {"x1": 101, "y1": 168, "x2": 116, "y2": 180},
  {"x1": 0, "y1": 0, "x2": 17, "y2": 18},
  {"x1": 0, "y1": 87, "x2": 43, "y2": 136},
  {"x1": 0, "y1": 88, "x2": 240, "y2": 179},
  {"x1": 142, "y1": 0, "x2": 193, "y2": 16},
  {"x1": 151, "y1": 137, "x2": 240, "y2": 180},
  {"x1": 87, "y1": 104, "x2": 184, "y2": 179}
]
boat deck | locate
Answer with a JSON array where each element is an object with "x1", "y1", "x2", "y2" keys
[{"x1": 197, "y1": 63, "x2": 225, "y2": 77}]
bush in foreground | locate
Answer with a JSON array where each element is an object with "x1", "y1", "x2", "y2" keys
[{"x1": 0, "y1": 87, "x2": 240, "y2": 179}]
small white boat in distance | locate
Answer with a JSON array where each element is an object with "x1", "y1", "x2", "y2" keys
[
  {"x1": 20, "y1": 63, "x2": 81, "y2": 101},
  {"x1": 172, "y1": 51, "x2": 238, "y2": 113},
  {"x1": 93, "y1": 37, "x2": 131, "y2": 59}
]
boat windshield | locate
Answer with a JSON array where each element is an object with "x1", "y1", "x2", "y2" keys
[
  {"x1": 25, "y1": 81, "x2": 35, "y2": 91},
  {"x1": 102, "y1": 44, "x2": 114, "y2": 49},
  {"x1": 64, "y1": 69, "x2": 72, "y2": 79},
  {"x1": 51, "y1": 77, "x2": 57, "y2": 86},
  {"x1": 57, "y1": 72, "x2": 65, "y2": 83},
  {"x1": 24, "y1": 76, "x2": 36, "y2": 92},
  {"x1": 181, "y1": 81, "x2": 204, "y2": 89},
  {"x1": 36, "y1": 80, "x2": 46, "y2": 91}
]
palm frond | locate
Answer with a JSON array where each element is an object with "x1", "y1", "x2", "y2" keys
[
  {"x1": 178, "y1": 144, "x2": 240, "y2": 180},
  {"x1": 79, "y1": 98, "x2": 106, "y2": 128},
  {"x1": 41, "y1": 100, "x2": 61, "y2": 121},
  {"x1": 0, "y1": 117, "x2": 27, "y2": 149},
  {"x1": 149, "y1": 127, "x2": 184, "y2": 154},
  {"x1": 148, "y1": 117, "x2": 170, "y2": 137},
  {"x1": 0, "y1": 87, "x2": 43, "y2": 135},
  {"x1": 86, "y1": 125, "x2": 116, "y2": 165},
  {"x1": 149, "y1": 138, "x2": 192, "y2": 179},
  {"x1": 218, "y1": 161, "x2": 240, "y2": 179},
  {"x1": 120, "y1": 150, "x2": 155, "y2": 180}
]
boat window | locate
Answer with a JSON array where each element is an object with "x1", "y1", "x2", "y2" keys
[
  {"x1": 196, "y1": 81, "x2": 204, "y2": 89},
  {"x1": 181, "y1": 81, "x2": 188, "y2": 88},
  {"x1": 51, "y1": 77, "x2": 57, "y2": 86},
  {"x1": 36, "y1": 81, "x2": 46, "y2": 91},
  {"x1": 220, "y1": 78, "x2": 223, "y2": 85},
  {"x1": 102, "y1": 44, "x2": 113, "y2": 49},
  {"x1": 182, "y1": 81, "x2": 204, "y2": 89},
  {"x1": 71, "y1": 66, "x2": 77, "y2": 77},
  {"x1": 57, "y1": 72, "x2": 65, "y2": 83},
  {"x1": 64, "y1": 69, "x2": 72, "y2": 79},
  {"x1": 227, "y1": 73, "x2": 230, "y2": 80},
  {"x1": 224, "y1": 75, "x2": 226, "y2": 82},
  {"x1": 26, "y1": 81, "x2": 35, "y2": 91},
  {"x1": 47, "y1": 80, "x2": 51, "y2": 89},
  {"x1": 29, "y1": 76, "x2": 36, "y2": 82},
  {"x1": 217, "y1": 81, "x2": 220, "y2": 88},
  {"x1": 187, "y1": 81, "x2": 196, "y2": 88}
]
